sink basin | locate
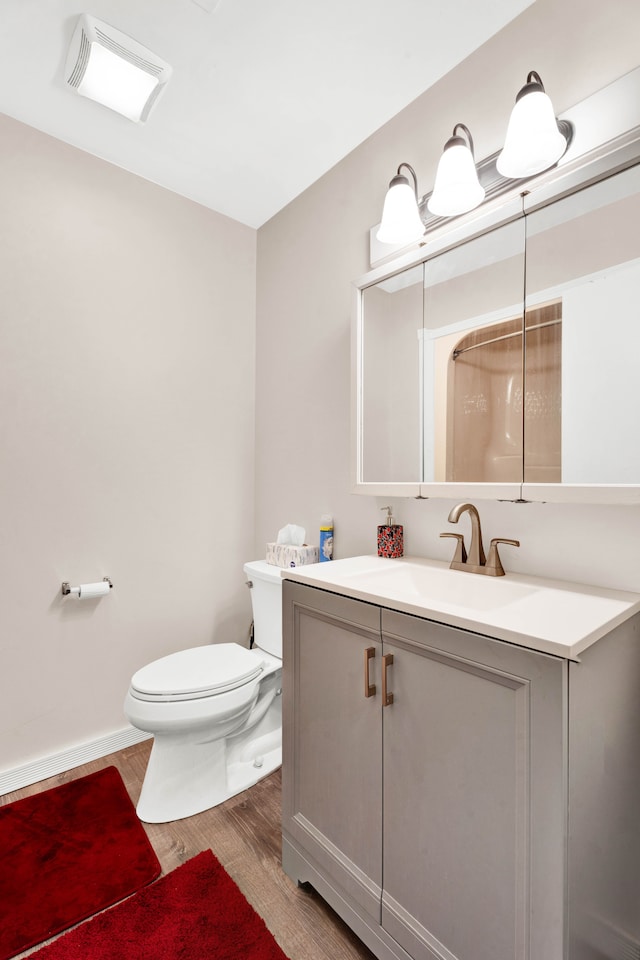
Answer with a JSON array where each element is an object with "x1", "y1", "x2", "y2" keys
[
  {"x1": 281, "y1": 555, "x2": 640, "y2": 659},
  {"x1": 337, "y1": 561, "x2": 537, "y2": 611}
]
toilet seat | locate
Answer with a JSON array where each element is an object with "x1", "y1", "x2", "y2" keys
[{"x1": 130, "y1": 644, "x2": 264, "y2": 702}]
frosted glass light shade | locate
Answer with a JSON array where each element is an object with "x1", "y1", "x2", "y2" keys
[
  {"x1": 497, "y1": 75, "x2": 567, "y2": 178},
  {"x1": 66, "y1": 14, "x2": 172, "y2": 123},
  {"x1": 78, "y1": 44, "x2": 159, "y2": 122},
  {"x1": 377, "y1": 176, "x2": 424, "y2": 245},
  {"x1": 427, "y1": 135, "x2": 485, "y2": 218}
]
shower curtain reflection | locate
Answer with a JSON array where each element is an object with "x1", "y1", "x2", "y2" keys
[{"x1": 447, "y1": 302, "x2": 561, "y2": 483}]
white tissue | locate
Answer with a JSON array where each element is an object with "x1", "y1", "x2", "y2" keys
[
  {"x1": 276, "y1": 523, "x2": 305, "y2": 546},
  {"x1": 78, "y1": 581, "x2": 111, "y2": 600}
]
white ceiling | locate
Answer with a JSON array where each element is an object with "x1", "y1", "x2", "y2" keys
[{"x1": 0, "y1": 0, "x2": 533, "y2": 228}]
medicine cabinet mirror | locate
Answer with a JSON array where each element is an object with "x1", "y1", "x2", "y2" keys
[{"x1": 353, "y1": 136, "x2": 640, "y2": 504}]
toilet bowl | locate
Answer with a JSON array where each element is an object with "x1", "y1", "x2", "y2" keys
[{"x1": 124, "y1": 560, "x2": 283, "y2": 823}]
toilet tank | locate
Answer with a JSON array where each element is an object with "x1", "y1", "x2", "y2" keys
[{"x1": 244, "y1": 560, "x2": 284, "y2": 658}]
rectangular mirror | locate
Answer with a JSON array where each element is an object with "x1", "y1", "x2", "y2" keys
[
  {"x1": 360, "y1": 263, "x2": 423, "y2": 484},
  {"x1": 524, "y1": 163, "x2": 640, "y2": 492},
  {"x1": 423, "y1": 218, "x2": 525, "y2": 485},
  {"x1": 353, "y1": 120, "x2": 640, "y2": 503}
]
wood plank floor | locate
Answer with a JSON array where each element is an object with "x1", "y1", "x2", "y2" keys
[{"x1": 4, "y1": 740, "x2": 375, "y2": 960}]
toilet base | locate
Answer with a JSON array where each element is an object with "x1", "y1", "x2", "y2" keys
[{"x1": 136, "y1": 692, "x2": 282, "y2": 823}]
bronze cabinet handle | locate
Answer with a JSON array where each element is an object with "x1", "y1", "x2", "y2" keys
[
  {"x1": 382, "y1": 653, "x2": 394, "y2": 707},
  {"x1": 364, "y1": 647, "x2": 376, "y2": 698}
]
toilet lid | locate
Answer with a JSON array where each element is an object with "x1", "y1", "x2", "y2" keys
[{"x1": 130, "y1": 644, "x2": 264, "y2": 701}]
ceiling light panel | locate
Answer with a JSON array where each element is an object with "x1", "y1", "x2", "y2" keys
[{"x1": 65, "y1": 14, "x2": 172, "y2": 123}]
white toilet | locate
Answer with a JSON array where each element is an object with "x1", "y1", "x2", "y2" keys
[{"x1": 124, "y1": 560, "x2": 283, "y2": 823}]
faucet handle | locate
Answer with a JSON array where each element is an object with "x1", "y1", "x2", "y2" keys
[
  {"x1": 440, "y1": 532, "x2": 467, "y2": 565},
  {"x1": 486, "y1": 538, "x2": 520, "y2": 576}
]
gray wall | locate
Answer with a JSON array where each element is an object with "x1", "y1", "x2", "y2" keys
[{"x1": 0, "y1": 115, "x2": 257, "y2": 773}]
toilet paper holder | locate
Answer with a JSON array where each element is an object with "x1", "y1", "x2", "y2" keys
[{"x1": 61, "y1": 577, "x2": 113, "y2": 597}]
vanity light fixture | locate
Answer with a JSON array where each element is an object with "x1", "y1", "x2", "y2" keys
[
  {"x1": 376, "y1": 163, "x2": 425, "y2": 245},
  {"x1": 376, "y1": 74, "x2": 574, "y2": 245},
  {"x1": 65, "y1": 14, "x2": 172, "y2": 123},
  {"x1": 497, "y1": 70, "x2": 569, "y2": 179},
  {"x1": 427, "y1": 123, "x2": 485, "y2": 218}
]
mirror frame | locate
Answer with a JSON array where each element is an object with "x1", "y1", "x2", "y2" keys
[{"x1": 352, "y1": 68, "x2": 640, "y2": 504}]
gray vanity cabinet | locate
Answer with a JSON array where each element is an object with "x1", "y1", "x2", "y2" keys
[
  {"x1": 281, "y1": 583, "x2": 384, "y2": 927},
  {"x1": 283, "y1": 581, "x2": 567, "y2": 960},
  {"x1": 380, "y1": 609, "x2": 566, "y2": 960},
  {"x1": 283, "y1": 580, "x2": 640, "y2": 960}
]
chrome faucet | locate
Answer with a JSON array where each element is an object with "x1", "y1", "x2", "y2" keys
[{"x1": 440, "y1": 502, "x2": 520, "y2": 577}]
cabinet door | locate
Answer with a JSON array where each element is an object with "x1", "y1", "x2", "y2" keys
[
  {"x1": 381, "y1": 610, "x2": 567, "y2": 960},
  {"x1": 282, "y1": 582, "x2": 383, "y2": 923}
]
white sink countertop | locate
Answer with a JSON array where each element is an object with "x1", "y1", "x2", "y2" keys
[{"x1": 281, "y1": 555, "x2": 640, "y2": 660}]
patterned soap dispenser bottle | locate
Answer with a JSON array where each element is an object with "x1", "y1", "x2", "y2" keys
[{"x1": 377, "y1": 506, "x2": 404, "y2": 558}]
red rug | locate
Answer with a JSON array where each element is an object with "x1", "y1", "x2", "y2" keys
[
  {"x1": 0, "y1": 766, "x2": 160, "y2": 960},
  {"x1": 29, "y1": 849, "x2": 289, "y2": 959}
]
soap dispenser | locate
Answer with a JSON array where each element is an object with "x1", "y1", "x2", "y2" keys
[{"x1": 377, "y1": 506, "x2": 404, "y2": 558}]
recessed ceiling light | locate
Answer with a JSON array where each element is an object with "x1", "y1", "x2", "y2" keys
[{"x1": 65, "y1": 14, "x2": 172, "y2": 123}]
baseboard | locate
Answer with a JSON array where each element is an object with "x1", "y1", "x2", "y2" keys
[{"x1": 0, "y1": 726, "x2": 152, "y2": 797}]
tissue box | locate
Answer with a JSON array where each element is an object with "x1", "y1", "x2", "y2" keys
[{"x1": 266, "y1": 543, "x2": 319, "y2": 568}]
